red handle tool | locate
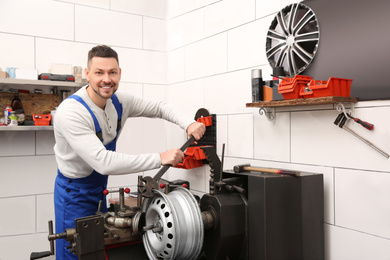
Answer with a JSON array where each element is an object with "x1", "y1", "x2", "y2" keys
[{"x1": 346, "y1": 114, "x2": 374, "y2": 130}]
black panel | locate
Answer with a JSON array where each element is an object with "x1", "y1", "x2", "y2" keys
[
  {"x1": 302, "y1": 0, "x2": 390, "y2": 100},
  {"x1": 248, "y1": 173, "x2": 324, "y2": 260}
]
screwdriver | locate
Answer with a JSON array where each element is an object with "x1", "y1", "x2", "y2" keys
[{"x1": 346, "y1": 114, "x2": 374, "y2": 130}]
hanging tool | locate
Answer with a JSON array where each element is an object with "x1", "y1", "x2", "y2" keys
[
  {"x1": 346, "y1": 113, "x2": 374, "y2": 130},
  {"x1": 334, "y1": 113, "x2": 389, "y2": 159},
  {"x1": 336, "y1": 102, "x2": 374, "y2": 130}
]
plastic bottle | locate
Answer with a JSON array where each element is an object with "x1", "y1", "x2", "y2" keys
[
  {"x1": 11, "y1": 93, "x2": 25, "y2": 125},
  {"x1": 8, "y1": 111, "x2": 18, "y2": 126},
  {"x1": 4, "y1": 104, "x2": 12, "y2": 125}
]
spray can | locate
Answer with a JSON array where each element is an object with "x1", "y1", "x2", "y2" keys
[
  {"x1": 4, "y1": 104, "x2": 12, "y2": 125},
  {"x1": 251, "y1": 69, "x2": 263, "y2": 102}
]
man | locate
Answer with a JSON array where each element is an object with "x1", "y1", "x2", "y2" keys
[{"x1": 53, "y1": 45, "x2": 205, "y2": 259}]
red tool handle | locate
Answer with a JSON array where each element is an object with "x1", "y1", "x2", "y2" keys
[{"x1": 354, "y1": 118, "x2": 374, "y2": 130}]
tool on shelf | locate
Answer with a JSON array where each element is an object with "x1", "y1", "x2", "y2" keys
[{"x1": 334, "y1": 113, "x2": 389, "y2": 159}]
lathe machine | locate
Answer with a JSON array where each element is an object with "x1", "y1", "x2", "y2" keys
[{"x1": 31, "y1": 112, "x2": 324, "y2": 260}]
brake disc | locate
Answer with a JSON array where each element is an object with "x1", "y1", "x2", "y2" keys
[
  {"x1": 266, "y1": 3, "x2": 320, "y2": 77},
  {"x1": 142, "y1": 187, "x2": 204, "y2": 260}
]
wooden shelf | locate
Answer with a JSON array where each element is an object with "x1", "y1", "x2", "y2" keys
[
  {"x1": 246, "y1": 96, "x2": 358, "y2": 108},
  {"x1": 0, "y1": 78, "x2": 85, "y2": 88}
]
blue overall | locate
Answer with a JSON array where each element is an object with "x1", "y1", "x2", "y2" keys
[{"x1": 54, "y1": 94, "x2": 122, "y2": 260}]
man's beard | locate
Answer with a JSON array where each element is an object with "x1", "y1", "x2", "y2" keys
[{"x1": 91, "y1": 84, "x2": 117, "y2": 99}]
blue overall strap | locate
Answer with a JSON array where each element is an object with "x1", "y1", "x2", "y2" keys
[
  {"x1": 110, "y1": 93, "x2": 122, "y2": 134},
  {"x1": 68, "y1": 95, "x2": 103, "y2": 141}
]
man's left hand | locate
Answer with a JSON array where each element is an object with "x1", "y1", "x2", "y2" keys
[{"x1": 187, "y1": 122, "x2": 206, "y2": 141}]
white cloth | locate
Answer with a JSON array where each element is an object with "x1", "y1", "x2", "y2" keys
[{"x1": 53, "y1": 86, "x2": 194, "y2": 179}]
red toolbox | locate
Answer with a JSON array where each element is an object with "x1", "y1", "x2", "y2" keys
[
  {"x1": 299, "y1": 77, "x2": 353, "y2": 98},
  {"x1": 278, "y1": 75, "x2": 312, "y2": 99},
  {"x1": 33, "y1": 114, "x2": 51, "y2": 126}
]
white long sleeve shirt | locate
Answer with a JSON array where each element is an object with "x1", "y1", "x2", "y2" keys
[{"x1": 53, "y1": 86, "x2": 194, "y2": 179}]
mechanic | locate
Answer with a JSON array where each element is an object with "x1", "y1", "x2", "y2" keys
[{"x1": 53, "y1": 45, "x2": 205, "y2": 260}]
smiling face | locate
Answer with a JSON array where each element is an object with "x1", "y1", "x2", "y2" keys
[{"x1": 85, "y1": 56, "x2": 121, "y2": 109}]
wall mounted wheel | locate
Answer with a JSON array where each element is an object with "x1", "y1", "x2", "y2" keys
[{"x1": 266, "y1": 3, "x2": 320, "y2": 77}]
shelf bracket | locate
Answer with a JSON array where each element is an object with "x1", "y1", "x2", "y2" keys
[
  {"x1": 335, "y1": 102, "x2": 354, "y2": 117},
  {"x1": 259, "y1": 107, "x2": 276, "y2": 122}
]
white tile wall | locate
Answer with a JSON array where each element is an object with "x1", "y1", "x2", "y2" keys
[
  {"x1": 216, "y1": 115, "x2": 228, "y2": 156},
  {"x1": 116, "y1": 118, "x2": 145, "y2": 155},
  {"x1": 75, "y1": 5, "x2": 143, "y2": 49},
  {"x1": 0, "y1": 155, "x2": 57, "y2": 198},
  {"x1": 143, "y1": 84, "x2": 167, "y2": 101},
  {"x1": 0, "y1": 233, "x2": 55, "y2": 260},
  {"x1": 35, "y1": 38, "x2": 93, "y2": 75},
  {"x1": 335, "y1": 168, "x2": 390, "y2": 239},
  {"x1": 0, "y1": 196, "x2": 35, "y2": 236},
  {"x1": 204, "y1": 0, "x2": 255, "y2": 37},
  {"x1": 167, "y1": 8, "x2": 204, "y2": 50},
  {"x1": 325, "y1": 224, "x2": 390, "y2": 260},
  {"x1": 59, "y1": 0, "x2": 110, "y2": 9},
  {"x1": 0, "y1": 33, "x2": 35, "y2": 70},
  {"x1": 256, "y1": 0, "x2": 303, "y2": 19},
  {"x1": 291, "y1": 108, "x2": 390, "y2": 172},
  {"x1": 204, "y1": 69, "x2": 252, "y2": 114},
  {"x1": 0, "y1": 0, "x2": 74, "y2": 41},
  {"x1": 184, "y1": 33, "x2": 227, "y2": 80},
  {"x1": 111, "y1": 0, "x2": 167, "y2": 19},
  {"x1": 117, "y1": 82, "x2": 143, "y2": 97},
  {"x1": 227, "y1": 113, "x2": 253, "y2": 158},
  {"x1": 143, "y1": 17, "x2": 167, "y2": 51},
  {"x1": 167, "y1": 0, "x2": 219, "y2": 19},
  {"x1": 36, "y1": 131, "x2": 55, "y2": 155},
  {"x1": 115, "y1": 47, "x2": 145, "y2": 82},
  {"x1": 167, "y1": 48, "x2": 185, "y2": 84},
  {"x1": 227, "y1": 17, "x2": 272, "y2": 71},
  {"x1": 141, "y1": 51, "x2": 167, "y2": 84},
  {"x1": 37, "y1": 194, "x2": 55, "y2": 232},
  {"x1": 0, "y1": 131, "x2": 35, "y2": 156},
  {"x1": 167, "y1": 166, "x2": 207, "y2": 192},
  {"x1": 115, "y1": 47, "x2": 167, "y2": 84},
  {"x1": 168, "y1": 79, "x2": 205, "y2": 118},
  {"x1": 253, "y1": 111, "x2": 290, "y2": 161}
]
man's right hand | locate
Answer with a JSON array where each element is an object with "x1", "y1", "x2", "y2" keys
[{"x1": 160, "y1": 148, "x2": 184, "y2": 166}]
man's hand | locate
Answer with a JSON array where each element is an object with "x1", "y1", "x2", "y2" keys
[
  {"x1": 160, "y1": 148, "x2": 185, "y2": 166},
  {"x1": 187, "y1": 122, "x2": 206, "y2": 141}
]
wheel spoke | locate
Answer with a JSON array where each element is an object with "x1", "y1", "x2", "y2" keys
[
  {"x1": 276, "y1": 46, "x2": 288, "y2": 67},
  {"x1": 293, "y1": 11, "x2": 315, "y2": 36},
  {"x1": 295, "y1": 31, "x2": 320, "y2": 43},
  {"x1": 288, "y1": 3, "x2": 299, "y2": 34},
  {"x1": 267, "y1": 29, "x2": 287, "y2": 41},
  {"x1": 276, "y1": 10, "x2": 289, "y2": 36},
  {"x1": 266, "y1": 42, "x2": 286, "y2": 60},
  {"x1": 292, "y1": 44, "x2": 311, "y2": 65}
]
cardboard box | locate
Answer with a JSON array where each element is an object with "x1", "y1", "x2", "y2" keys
[{"x1": 0, "y1": 71, "x2": 8, "y2": 78}]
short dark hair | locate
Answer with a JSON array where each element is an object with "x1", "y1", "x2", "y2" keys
[{"x1": 87, "y1": 45, "x2": 119, "y2": 67}]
